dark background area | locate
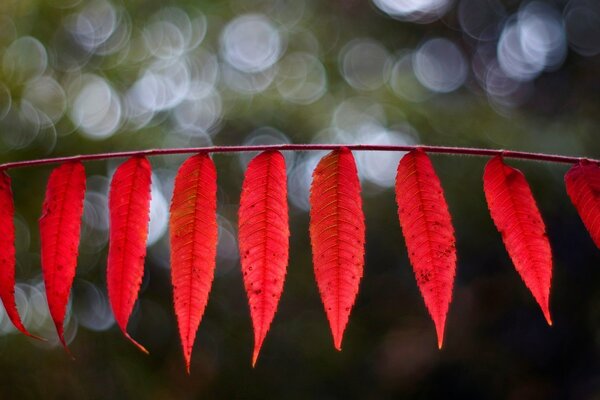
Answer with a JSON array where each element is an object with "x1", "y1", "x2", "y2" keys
[{"x1": 0, "y1": 0, "x2": 599, "y2": 398}]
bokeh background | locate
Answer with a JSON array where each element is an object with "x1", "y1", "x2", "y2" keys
[{"x1": 0, "y1": 0, "x2": 599, "y2": 398}]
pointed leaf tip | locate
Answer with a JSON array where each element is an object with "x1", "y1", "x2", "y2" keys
[
  {"x1": 434, "y1": 313, "x2": 446, "y2": 349},
  {"x1": 309, "y1": 149, "x2": 365, "y2": 351},
  {"x1": 395, "y1": 150, "x2": 456, "y2": 350},
  {"x1": 39, "y1": 161, "x2": 86, "y2": 355},
  {"x1": 334, "y1": 335, "x2": 343, "y2": 352},
  {"x1": 544, "y1": 311, "x2": 553, "y2": 326},
  {"x1": 124, "y1": 331, "x2": 149, "y2": 355},
  {"x1": 483, "y1": 156, "x2": 553, "y2": 324},
  {"x1": 239, "y1": 150, "x2": 289, "y2": 364},
  {"x1": 170, "y1": 154, "x2": 217, "y2": 370},
  {"x1": 108, "y1": 156, "x2": 152, "y2": 352},
  {"x1": 57, "y1": 330, "x2": 75, "y2": 359}
]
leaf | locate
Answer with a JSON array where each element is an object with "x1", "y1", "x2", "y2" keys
[
  {"x1": 107, "y1": 156, "x2": 152, "y2": 353},
  {"x1": 0, "y1": 171, "x2": 42, "y2": 339},
  {"x1": 239, "y1": 151, "x2": 289, "y2": 366},
  {"x1": 483, "y1": 155, "x2": 552, "y2": 325},
  {"x1": 309, "y1": 147, "x2": 365, "y2": 350},
  {"x1": 169, "y1": 153, "x2": 218, "y2": 373},
  {"x1": 39, "y1": 161, "x2": 86, "y2": 352},
  {"x1": 395, "y1": 149, "x2": 456, "y2": 349},
  {"x1": 565, "y1": 161, "x2": 600, "y2": 249}
]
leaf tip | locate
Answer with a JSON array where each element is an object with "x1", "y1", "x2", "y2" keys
[
  {"x1": 543, "y1": 308, "x2": 553, "y2": 326},
  {"x1": 251, "y1": 336, "x2": 265, "y2": 367},
  {"x1": 124, "y1": 331, "x2": 149, "y2": 354},
  {"x1": 25, "y1": 331, "x2": 47, "y2": 342},
  {"x1": 182, "y1": 348, "x2": 192, "y2": 373},
  {"x1": 434, "y1": 321, "x2": 445, "y2": 350},
  {"x1": 333, "y1": 333, "x2": 343, "y2": 351},
  {"x1": 57, "y1": 329, "x2": 75, "y2": 359}
]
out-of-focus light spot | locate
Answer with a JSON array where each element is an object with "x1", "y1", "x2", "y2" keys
[
  {"x1": 144, "y1": 20, "x2": 186, "y2": 60},
  {"x1": 35, "y1": 120, "x2": 58, "y2": 155},
  {"x1": 0, "y1": 284, "x2": 34, "y2": 335},
  {"x1": 220, "y1": 14, "x2": 283, "y2": 73},
  {"x1": 497, "y1": 3, "x2": 566, "y2": 81},
  {"x1": 287, "y1": 152, "x2": 324, "y2": 212},
  {"x1": 564, "y1": 0, "x2": 600, "y2": 57},
  {"x1": 482, "y1": 59, "x2": 532, "y2": 111},
  {"x1": 388, "y1": 51, "x2": 432, "y2": 102},
  {"x1": 2, "y1": 37, "x2": 48, "y2": 83},
  {"x1": 70, "y1": 74, "x2": 122, "y2": 139},
  {"x1": 372, "y1": 0, "x2": 453, "y2": 23},
  {"x1": 124, "y1": 57, "x2": 191, "y2": 128},
  {"x1": 80, "y1": 191, "x2": 109, "y2": 254},
  {"x1": 222, "y1": 64, "x2": 277, "y2": 94},
  {"x1": 354, "y1": 125, "x2": 418, "y2": 189},
  {"x1": 73, "y1": 281, "x2": 114, "y2": 332},
  {"x1": 82, "y1": 192, "x2": 109, "y2": 232},
  {"x1": 1, "y1": 102, "x2": 41, "y2": 150},
  {"x1": 188, "y1": 14, "x2": 209, "y2": 50},
  {"x1": 140, "y1": 59, "x2": 191, "y2": 111},
  {"x1": 340, "y1": 39, "x2": 389, "y2": 91},
  {"x1": 333, "y1": 97, "x2": 387, "y2": 135},
  {"x1": 414, "y1": 38, "x2": 467, "y2": 93},
  {"x1": 458, "y1": 0, "x2": 505, "y2": 41},
  {"x1": 216, "y1": 216, "x2": 239, "y2": 276},
  {"x1": 173, "y1": 88, "x2": 223, "y2": 136},
  {"x1": 66, "y1": 0, "x2": 117, "y2": 52},
  {"x1": 27, "y1": 280, "x2": 78, "y2": 348},
  {"x1": 147, "y1": 178, "x2": 168, "y2": 247},
  {"x1": 186, "y1": 49, "x2": 220, "y2": 97},
  {"x1": 95, "y1": 9, "x2": 131, "y2": 57},
  {"x1": 22, "y1": 76, "x2": 67, "y2": 123},
  {"x1": 276, "y1": 52, "x2": 326, "y2": 104},
  {"x1": 238, "y1": 127, "x2": 294, "y2": 170},
  {"x1": 27, "y1": 281, "x2": 51, "y2": 331}
]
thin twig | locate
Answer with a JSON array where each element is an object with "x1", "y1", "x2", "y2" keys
[{"x1": 0, "y1": 144, "x2": 596, "y2": 170}]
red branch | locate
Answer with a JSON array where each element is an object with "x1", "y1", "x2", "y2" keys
[{"x1": 0, "y1": 144, "x2": 596, "y2": 170}]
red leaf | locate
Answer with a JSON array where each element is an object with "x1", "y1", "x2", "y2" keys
[
  {"x1": 39, "y1": 162, "x2": 86, "y2": 352},
  {"x1": 395, "y1": 149, "x2": 456, "y2": 349},
  {"x1": 107, "y1": 156, "x2": 152, "y2": 353},
  {"x1": 169, "y1": 153, "x2": 217, "y2": 373},
  {"x1": 239, "y1": 151, "x2": 289, "y2": 366},
  {"x1": 483, "y1": 156, "x2": 552, "y2": 325},
  {"x1": 0, "y1": 171, "x2": 41, "y2": 339},
  {"x1": 565, "y1": 161, "x2": 600, "y2": 249},
  {"x1": 309, "y1": 147, "x2": 365, "y2": 350}
]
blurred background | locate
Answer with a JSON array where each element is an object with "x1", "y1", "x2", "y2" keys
[{"x1": 0, "y1": 0, "x2": 599, "y2": 398}]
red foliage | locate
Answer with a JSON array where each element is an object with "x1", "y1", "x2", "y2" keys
[
  {"x1": 170, "y1": 153, "x2": 218, "y2": 373},
  {"x1": 39, "y1": 162, "x2": 86, "y2": 352},
  {"x1": 107, "y1": 156, "x2": 152, "y2": 353},
  {"x1": 483, "y1": 156, "x2": 552, "y2": 325},
  {"x1": 0, "y1": 171, "x2": 40, "y2": 339},
  {"x1": 565, "y1": 161, "x2": 600, "y2": 249},
  {"x1": 238, "y1": 151, "x2": 289, "y2": 366},
  {"x1": 395, "y1": 149, "x2": 457, "y2": 348},
  {"x1": 309, "y1": 148, "x2": 365, "y2": 350}
]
